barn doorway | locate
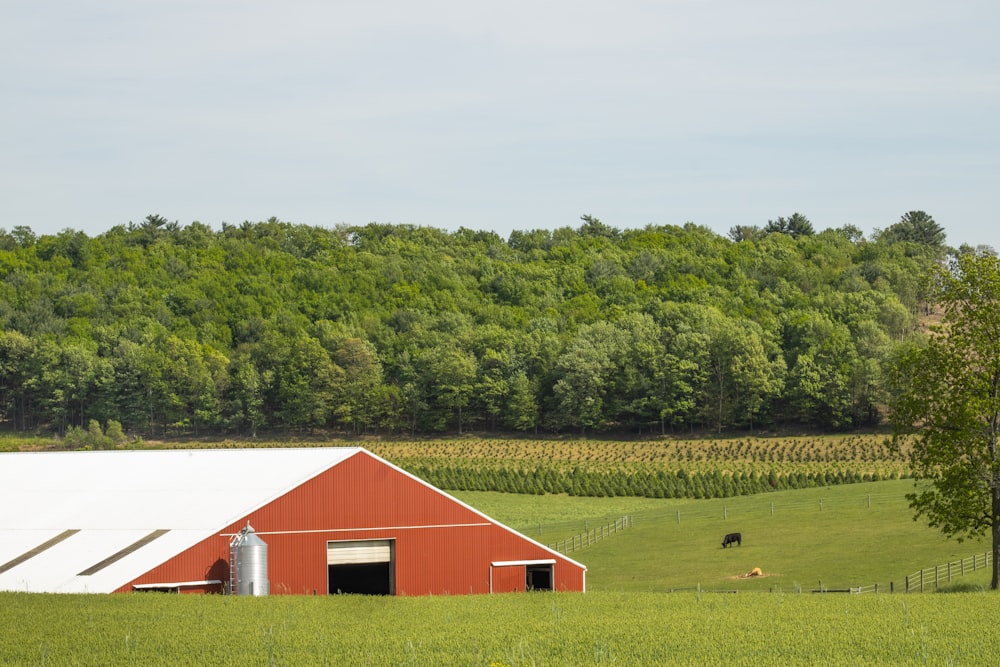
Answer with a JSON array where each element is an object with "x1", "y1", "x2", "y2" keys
[
  {"x1": 327, "y1": 539, "x2": 395, "y2": 595},
  {"x1": 526, "y1": 564, "x2": 553, "y2": 591},
  {"x1": 490, "y1": 559, "x2": 556, "y2": 593}
]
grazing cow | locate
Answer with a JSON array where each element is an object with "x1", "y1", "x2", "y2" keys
[{"x1": 722, "y1": 532, "x2": 742, "y2": 548}]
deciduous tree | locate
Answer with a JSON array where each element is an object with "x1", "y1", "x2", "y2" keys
[{"x1": 890, "y1": 253, "x2": 1000, "y2": 589}]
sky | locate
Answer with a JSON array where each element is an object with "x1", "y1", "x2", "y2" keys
[{"x1": 3, "y1": 1, "x2": 999, "y2": 250}]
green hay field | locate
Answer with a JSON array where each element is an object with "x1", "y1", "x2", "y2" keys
[{"x1": 2, "y1": 590, "x2": 999, "y2": 665}]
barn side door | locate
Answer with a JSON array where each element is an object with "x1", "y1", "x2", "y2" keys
[{"x1": 489, "y1": 559, "x2": 555, "y2": 593}]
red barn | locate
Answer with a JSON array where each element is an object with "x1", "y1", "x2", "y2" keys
[{"x1": 0, "y1": 447, "x2": 586, "y2": 595}]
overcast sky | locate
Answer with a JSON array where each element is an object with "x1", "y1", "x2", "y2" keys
[{"x1": 3, "y1": 1, "x2": 998, "y2": 250}]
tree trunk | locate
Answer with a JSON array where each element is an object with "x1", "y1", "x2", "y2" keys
[{"x1": 993, "y1": 484, "x2": 1000, "y2": 590}]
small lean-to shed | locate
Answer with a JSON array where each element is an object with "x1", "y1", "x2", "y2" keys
[{"x1": 0, "y1": 448, "x2": 586, "y2": 595}]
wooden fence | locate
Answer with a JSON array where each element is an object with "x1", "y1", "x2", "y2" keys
[
  {"x1": 805, "y1": 552, "x2": 994, "y2": 594},
  {"x1": 548, "y1": 515, "x2": 632, "y2": 554},
  {"x1": 903, "y1": 552, "x2": 993, "y2": 593}
]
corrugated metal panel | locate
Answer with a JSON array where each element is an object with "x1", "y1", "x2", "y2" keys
[{"x1": 491, "y1": 564, "x2": 524, "y2": 593}]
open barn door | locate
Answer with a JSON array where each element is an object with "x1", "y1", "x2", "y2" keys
[
  {"x1": 490, "y1": 559, "x2": 555, "y2": 593},
  {"x1": 327, "y1": 539, "x2": 395, "y2": 595}
]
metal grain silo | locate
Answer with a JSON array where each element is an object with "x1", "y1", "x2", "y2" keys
[{"x1": 229, "y1": 523, "x2": 269, "y2": 596}]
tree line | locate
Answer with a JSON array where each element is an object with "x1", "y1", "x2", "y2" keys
[{"x1": 0, "y1": 211, "x2": 974, "y2": 438}]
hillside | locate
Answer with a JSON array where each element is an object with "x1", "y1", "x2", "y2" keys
[{"x1": 0, "y1": 215, "x2": 948, "y2": 437}]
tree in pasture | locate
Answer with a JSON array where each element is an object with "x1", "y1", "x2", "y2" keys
[{"x1": 890, "y1": 253, "x2": 1000, "y2": 589}]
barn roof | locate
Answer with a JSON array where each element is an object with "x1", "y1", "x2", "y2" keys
[{"x1": 0, "y1": 447, "x2": 362, "y2": 593}]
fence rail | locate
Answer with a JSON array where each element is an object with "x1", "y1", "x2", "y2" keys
[
  {"x1": 836, "y1": 552, "x2": 994, "y2": 594},
  {"x1": 548, "y1": 515, "x2": 632, "y2": 554},
  {"x1": 903, "y1": 552, "x2": 993, "y2": 593}
]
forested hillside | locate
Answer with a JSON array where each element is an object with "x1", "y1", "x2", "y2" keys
[{"x1": 0, "y1": 213, "x2": 956, "y2": 437}]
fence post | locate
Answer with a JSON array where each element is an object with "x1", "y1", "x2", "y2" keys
[{"x1": 904, "y1": 575, "x2": 909, "y2": 593}]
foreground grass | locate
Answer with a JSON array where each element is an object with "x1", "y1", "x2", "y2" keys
[{"x1": 2, "y1": 590, "x2": 997, "y2": 665}]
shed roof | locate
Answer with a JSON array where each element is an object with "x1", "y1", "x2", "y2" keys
[{"x1": 0, "y1": 447, "x2": 362, "y2": 593}]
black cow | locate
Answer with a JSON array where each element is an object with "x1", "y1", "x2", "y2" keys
[{"x1": 722, "y1": 532, "x2": 742, "y2": 548}]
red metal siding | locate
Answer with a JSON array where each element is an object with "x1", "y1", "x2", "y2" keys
[
  {"x1": 491, "y1": 564, "x2": 525, "y2": 593},
  {"x1": 124, "y1": 451, "x2": 585, "y2": 595}
]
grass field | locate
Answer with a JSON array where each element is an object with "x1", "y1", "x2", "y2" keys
[{"x1": 2, "y1": 590, "x2": 999, "y2": 665}]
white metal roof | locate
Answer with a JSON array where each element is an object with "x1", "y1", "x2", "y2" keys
[{"x1": 0, "y1": 447, "x2": 362, "y2": 593}]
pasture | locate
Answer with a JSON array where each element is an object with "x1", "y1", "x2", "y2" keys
[{"x1": 457, "y1": 479, "x2": 991, "y2": 593}]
